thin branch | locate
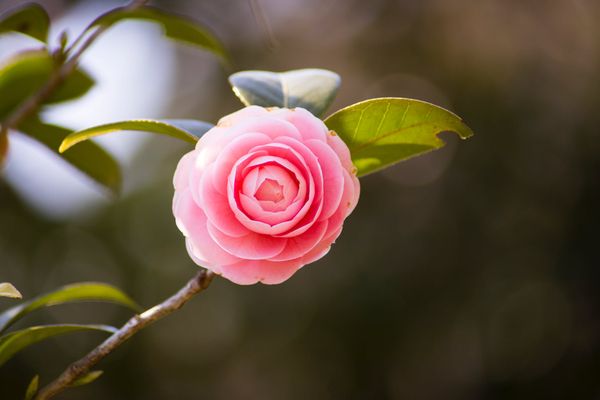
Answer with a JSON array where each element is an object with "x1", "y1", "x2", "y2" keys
[
  {"x1": 0, "y1": 4, "x2": 218, "y2": 399},
  {"x1": 34, "y1": 269, "x2": 215, "y2": 400},
  {"x1": 0, "y1": 0, "x2": 149, "y2": 141},
  {"x1": 0, "y1": 28, "x2": 103, "y2": 136}
]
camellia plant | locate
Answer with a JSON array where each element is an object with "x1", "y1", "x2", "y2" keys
[{"x1": 0, "y1": 1, "x2": 473, "y2": 399}]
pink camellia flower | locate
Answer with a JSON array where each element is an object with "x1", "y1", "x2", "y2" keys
[{"x1": 172, "y1": 106, "x2": 360, "y2": 284}]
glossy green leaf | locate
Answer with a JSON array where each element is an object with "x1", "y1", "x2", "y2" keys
[
  {"x1": 18, "y1": 119, "x2": 121, "y2": 194},
  {"x1": 0, "y1": 283, "x2": 22, "y2": 299},
  {"x1": 229, "y1": 69, "x2": 341, "y2": 117},
  {"x1": 0, "y1": 324, "x2": 116, "y2": 367},
  {"x1": 70, "y1": 370, "x2": 103, "y2": 387},
  {"x1": 24, "y1": 374, "x2": 39, "y2": 400},
  {"x1": 90, "y1": 6, "x2": 227, "y2": 62},
  {"x1": 324, "y1": 98, "x2": 474, "y2": 176},
  {"x1": 0, "y1": 3, "x2": 49, "y2": 42},
  {"x1": 0, "y1": 282, "x2": 139, "y2": 334},
  {"x1": 59, "y1": 119, "x2": 213, "y2": 153},
  {"x1": 0, "y1": 50, "x2": 94, "y2": 119}
]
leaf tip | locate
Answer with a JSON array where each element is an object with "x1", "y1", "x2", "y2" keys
[
  {"x1": 24, "y1": 374, "x2": 39, "y2": 400},
  {"x1": 70, "y1": 370, "x2": 103, "y2": 387},
  {"x1": 58, "y1": 140, "x2": 70, "y2": 153},
  {"x1": 0, "y1": 283, "x2": 22, "y2": 299}
]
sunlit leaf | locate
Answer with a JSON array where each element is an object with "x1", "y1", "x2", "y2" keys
[
  {"x1": 0, "y1": 282, "x2": 139, "y2": 334},
  {"x1": 18, "y1": 119, "x2": 121, "y2": 194},
  {"x1": 59, "y1": 119, "x2": 213, "y2": 153},
  {"x1": 324, "y1": 98, "x2": 474, "y2": 176},
  {"x1": 70, "y1": 370, "x2": 103, "y2": 387},
  {"x1": 0, "y1": 3, "x2": 49, "y2": 42},
  {"x1": 229, "y1": 69, "x2": 341, "y2": 117},
  {"x1": 89, "y1": 6, "x2": 227, "y2": 62},
  {"x1": 0, "y1": 324, "x2": 116, "y2": 367},
  {"x1": 0, "y1": 283, "x2": 22, "y2": 299},
  {"x1": 0, "y1": 50, "x2": 94, "y2": 119},
  {"x1": 24, "y1": 374, "x2": 39, "y2": 400}
]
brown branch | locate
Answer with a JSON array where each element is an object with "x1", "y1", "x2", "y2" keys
[
  {"x1": 0, "y1": 4, "x2": 219, "y2": 399},
  {"x1": 34, "y1": 269, "x2": 215, "y2": 400}
]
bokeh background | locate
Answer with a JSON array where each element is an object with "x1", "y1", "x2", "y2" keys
[{"x1": 1, "y1": 0, "x2": 599, "y2": 398}]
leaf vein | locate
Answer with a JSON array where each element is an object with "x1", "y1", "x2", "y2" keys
[
  {"x1": 375, "y1": 101, "x2": 391, "y2": 136},
  {"x1": 351, "y1": 121, "x2": 440, "y2": 152}
]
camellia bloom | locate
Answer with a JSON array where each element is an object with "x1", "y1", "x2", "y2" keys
[{"x1": 172, "y1": 106, "x2": 360, "y2": 284}]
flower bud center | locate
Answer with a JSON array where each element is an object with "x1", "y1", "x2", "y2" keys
[{"x1": 254, "y1": 178, "x2": 285, "y2": 203}]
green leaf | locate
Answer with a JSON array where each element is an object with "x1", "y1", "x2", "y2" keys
[
  {"x1": 49, "y1": 65, "x2": 95, "y2": 104},
  {"x1": 0, "y1": 324, "x2": 116, "y2": 367},
  {"x1": 0, "y1": 3, "x2": 49, "y2": 43},
  {"x1": 0, "y1": 282, "x2": 139, "y2": 334},
  {"x1": 89, "y1": 6, "x2": 227, "y2": 62},
  {"x1": 229, "y1": 69, "x2": 341, "y2": 117},
  {"x1": 70, "y1": 370, "x2": 103, "y2": 388},
  {"x1": 59, "y1": 119, "x2": 213, "y2": 153},
  {"x1": 0, "y1": 283, "x2": 22, "y2": 299},
  {"x1": 24, "y1": 374, "x2": 39, "y2": 400},
  {"x1": 0, "y1": 50, "x2": 95, "y2": 120},
  {"x1": 18, "y1": 119, "x2": 121, "y2": 194},
  {"x1": 324, "y1": 98, "x2": 474, "y2": 176}
]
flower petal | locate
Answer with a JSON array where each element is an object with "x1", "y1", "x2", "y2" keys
[
  {"x1": 327, "y1": 131, "x2": 355, "y2": 174},
  {"x1": 207, "y1": 222, "x2": 287, "y2": 260},
  {"x1": 270, "y1": 220, "x2": 328, "y2": 261},
  {"x1": 174, "y1": 189, "x2": 240, "y2": 267},
  {"x1": 302, "y1": 225, "x2": 342, "y2": 265},
  {"x1": 304, "y1": 139, "x2": 345, "y2": 220},
  {"x1": 217, "y1": 105, "x2": 269, "y2": 126},
  {"x1": 228, "y1": 145, "x2": 315, "y2": 235},
  {"x1": 173, "y1": 151, "x2": 195, "y2": 191},
  {"x1": 220, "y1": 258, "x2": 304, "y2": 285},
  {"x1": 200, "y1": 163, "x2": 249, "y2": 237},
  {"x1": 212, "y1": 132, "x2": 271, "y2": 195},
  {"x1": 270, "y1": 107, "x2": 328, "y2": 142}
]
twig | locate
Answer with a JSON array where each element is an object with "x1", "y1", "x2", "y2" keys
[
  {"x1": 0, "y1": 0, "x2": 149, "y2": 141},
  {"x1": 34, "y1": 269, "x2": 215, "y2": 400},
  {"x1": 0, "y1": 28, "x2": 103, "y2": 137},
  {"x1": 0, "y1": 3, "x2": 218, "y2": 398}
]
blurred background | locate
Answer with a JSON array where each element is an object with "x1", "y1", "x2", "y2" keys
[{"x1": 1, "y1": 0, "x2": 599, "y2": 398}]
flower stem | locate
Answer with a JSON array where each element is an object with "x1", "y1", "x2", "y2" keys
[{"x1": 34, "y1": 269, "x2": 215, "y2": 400}]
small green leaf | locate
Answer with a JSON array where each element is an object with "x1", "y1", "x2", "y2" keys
[
  {"x1": 58, "y1": 30, "x2": 69, "y2": 52},
  {"x1": 18, "y1": 119, "x2": 121, "y2": 194},
  {"x1": 89, "y1": 6, "x2": 227, "y2": 62},
  {"x1": 59, "y1": 119, "x2": 213, "y2": 153},
  {"x1": 70, "y1": 370, "x2": 103, "y2": 388},
  {"x1": 0, "y1": 50, "x2": 94, "y2": 119},
  {"x1": 0, "y1": 283, "x2": 22, "y2": 299},
  {"x1": 49, "y1": 66, "x2": 95, "y2": 104},
  {"x1": 229, "y1": 69, "x2": 341, "y2": 117},
  {"x1": 0, "y1": 3, "x2": 49, "y2": 42},
  {"x1": 0, "y1": 282, "x2": 139, "y2": 334},
  {"x1": 324, "y1": 98, "x2": 474, "y2": 176},
  {"x1": 0, "y1": 324, "x2": 116, "y2": 367},
  {"x1": 24, "y1": 374, "x2": 39, "y2": 400}
]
